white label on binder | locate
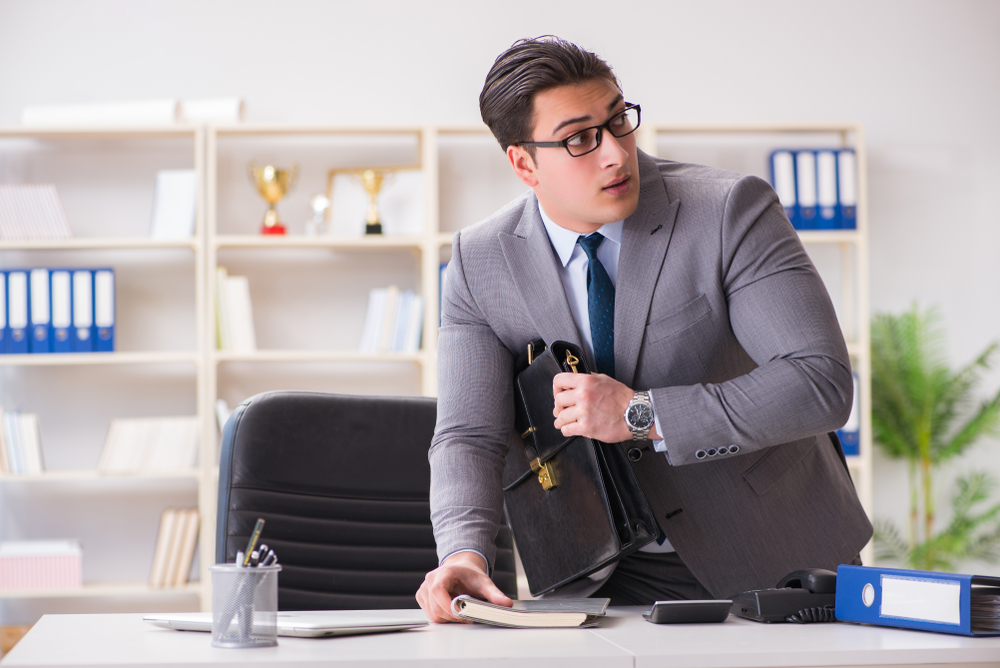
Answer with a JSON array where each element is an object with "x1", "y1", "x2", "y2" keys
[
  {"x1": 795, "y1": 151, "x2": 818, "y2": 206},
  {"x1": 0, "y1": 273, "x2": 5, "y2": 329},
  {"x1": 30, "y1": 268, "x2": 50, "y2": 325},
  {"x1": 94, "y1": 270, "x2": 114, "y2": 328},
  {"x1": 839, "y1": 150, "x2": 858, "y2": 206},
  {"x1": 880, "y1": 576, "x2": 961, "y2": 625},
  {"x1": 8, "y1": 272, "x2": 27, "y2": 328},
  {"x1": 73, "y1": 271, "x2": 93, "y2": 328},
  {"x1": 816, "y1": 151, "x2": 838, "y2": 207},
  {"x1": 51, "y1": 271, "x2": 71, "y2": 328},
  {"x1": 772, "y1": 151, "x2": 796, "y2": 206}
]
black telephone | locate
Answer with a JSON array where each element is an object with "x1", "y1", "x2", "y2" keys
[{"x1": 731, "y1": 568, "x2": 838, "y2": 623}]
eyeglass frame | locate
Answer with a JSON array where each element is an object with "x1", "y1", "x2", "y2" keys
[{"x1": 513, "y1": 103, "x2": 642, "y2": 158}]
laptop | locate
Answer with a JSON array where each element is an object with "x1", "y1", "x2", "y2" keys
[{"x1": 143, "y1": 610, "x2": 428, "y2": 638}]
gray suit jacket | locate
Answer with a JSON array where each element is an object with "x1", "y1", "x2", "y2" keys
[{"x1": 429, "y1": 150, "x2": 872, "y2": 598}]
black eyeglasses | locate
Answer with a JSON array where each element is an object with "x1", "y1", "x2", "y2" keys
[{"x1": 515, "y1": 103, "x2": 641, "y2": 158}]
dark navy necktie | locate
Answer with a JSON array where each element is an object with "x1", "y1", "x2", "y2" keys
[{"x1": 578, "y1": 233, "x2": 615, "y2": 378}]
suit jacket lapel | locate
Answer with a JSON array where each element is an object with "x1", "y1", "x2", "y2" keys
[
  {"x1": 498, "y1": 197, "x2": 587, "y2": 363},
  {"x1": 616, "y1": 152, "x2": 680, "y2": 389}
]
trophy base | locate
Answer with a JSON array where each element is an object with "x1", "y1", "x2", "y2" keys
[
  {"x1": 365, "y1": 223, "x2": 383, "y2": 235},
  {"x1": 261, "y1": 223, "x2": 287, "y2": 235}
]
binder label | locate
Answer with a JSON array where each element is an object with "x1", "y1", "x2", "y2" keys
[{"x1": 880, "y1": 575, "x2": 961, "y2": 626}]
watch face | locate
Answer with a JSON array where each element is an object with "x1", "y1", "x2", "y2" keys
[{"x1": 626, "y1": 402, "x2": 654, "y2": 429}]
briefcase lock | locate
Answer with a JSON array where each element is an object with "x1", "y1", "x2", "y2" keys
[{"x1": 529, "y1": 457, "x2": 557, "y2": 490}]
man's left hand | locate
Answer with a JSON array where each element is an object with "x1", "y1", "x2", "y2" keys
[{"x1": 552, "y1": 372, "x2": 659, "y2": 442}]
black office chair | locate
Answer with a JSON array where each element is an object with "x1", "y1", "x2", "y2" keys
[{"x1": 215, "y1": 391, "x2": 518, "y2": 610}]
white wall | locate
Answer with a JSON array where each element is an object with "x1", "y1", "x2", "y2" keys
[{"x1": 1, "y1": 0, "x2": 998, "y2": 577}]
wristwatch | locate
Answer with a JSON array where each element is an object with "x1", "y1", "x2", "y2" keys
[{"x1": 624, "y1": 391, "x2": 655, "y2": 441}]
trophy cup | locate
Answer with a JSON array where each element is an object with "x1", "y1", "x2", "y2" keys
[
  {"x1": 360, "y1": 169, "x2": 386, "y2": 235},
  {"x1": 249, "y1": 163, "x2": 298, "y2": 235}
]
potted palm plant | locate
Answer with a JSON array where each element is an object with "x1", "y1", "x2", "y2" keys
[{"x1": 871, "y1": 304, "x2": 1000, "y2": 571}]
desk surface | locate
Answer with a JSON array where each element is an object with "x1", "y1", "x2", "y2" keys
[{"x1": 2, "y1": 608, "x2": 999, "y2": 668}]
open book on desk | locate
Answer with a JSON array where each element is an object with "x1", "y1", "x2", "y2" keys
[{"x1": 451, "y1": 595, "x2": 609, "y2": 628}]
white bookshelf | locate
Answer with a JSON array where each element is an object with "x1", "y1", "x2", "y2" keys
[
  {"x1": 0, "y1": 121, "x2": 874, "y2": 620},
  {"x1": 0, "y1": 126, "x2": 207, "y2": 619}
]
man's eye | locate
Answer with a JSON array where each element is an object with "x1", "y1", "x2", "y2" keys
[
  {"x1": 566, "y1": 130, "x2": 593, "y2": 146},
  {"x1": 610, "y1": 113, "x2": 626, "y2": 127}
]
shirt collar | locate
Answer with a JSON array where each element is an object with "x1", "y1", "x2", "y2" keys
[{"x1": 537, "y1": 202, "x2": 624, "y2": 268}]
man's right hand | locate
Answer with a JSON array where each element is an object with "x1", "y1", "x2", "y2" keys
[{"x1": 416, "y1": 550, "x2": 513, "y2": 623}]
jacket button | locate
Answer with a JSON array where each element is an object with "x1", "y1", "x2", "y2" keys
[
  {"x1": 627, "y1": 447, "x2": 643, "y2": 462},
  {"x1": 695, "y1": 449, "x2": 707, "y2": 459},
  {"x1": 717, "y1": 446, "x2": 729, "y2": 454},
  {"x1": 729, "y1": 445, "x2": 740, "y2": 454},
  {"x1": 707, "y1": 448, "x2": 717, "y2": 456}
]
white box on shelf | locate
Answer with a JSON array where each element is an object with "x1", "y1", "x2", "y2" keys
[{"x1": 0, "y1": 540, "x2": 83, "y2": 590}]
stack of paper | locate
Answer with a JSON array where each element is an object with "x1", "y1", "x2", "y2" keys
[
  {"x1": 148, "y1": 508, "x2": 200, "y2": 588},
  {"x1": 97, "y1": 416, "x2": 199, "y2": 474},
  {"x1": 215, "y1": 267, "x2": 257, "y2": 352},
  {"x1": 358, "y1": 286, "x2": 424, "y2": 354},
  {"x1": 0, "y1": 408, "x2": 44, "y2": 475},
  {"x1": 0, "y1": 184, "x2": 73, "y2": 240}
]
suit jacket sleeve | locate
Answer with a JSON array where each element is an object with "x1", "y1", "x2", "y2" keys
[
  {"x1": 428, "y1": 230, "x2": 512, "y2": 569},
  {"x1": 650, "y1": 174, "x2": 854, "y2": 465}
]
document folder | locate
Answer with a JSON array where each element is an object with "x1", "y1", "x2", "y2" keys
[
  {"x1": 836, "y1": 564, "x2": 1000, "y2": 636},
  {"x1": 50, "y1": 270, "x2": 72, "y2": 353},
  {"x1": 6, "y1": 271, "x2": 29, "y2": 354},
  {"x1": 29, "y1": 268, "x2": 51, "y2": 353}
]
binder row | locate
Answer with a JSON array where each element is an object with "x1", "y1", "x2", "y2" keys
[
  {"x1": 0, "y1": 268, "x2": 115, "y2": 354},
  {"x1": 770, "y1": 149, "x2": 858, "y2": 230},
  {"x1": 836, "y1": 372, "x2": 860, "y2": 456}
]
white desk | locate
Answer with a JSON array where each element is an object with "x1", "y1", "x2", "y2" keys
[{"x1": 2, "y1": 608, "x2": 999, "y2": 668}]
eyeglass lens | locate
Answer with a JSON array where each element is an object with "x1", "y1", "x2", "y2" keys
[{"x1": 565, "y1": 106, "x2": 640, "y2": 157}]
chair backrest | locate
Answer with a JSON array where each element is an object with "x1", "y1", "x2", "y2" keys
[{"x1": 215, "y1": 391, "x2": 517, "y2": 610}]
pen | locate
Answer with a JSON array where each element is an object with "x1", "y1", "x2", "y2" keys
[
  {"x1": 261, "y1": 549, "x2": 277, "y2": 567},
  {"x1": 235, "y1": 550, "x2": 245, "y2": 567},
  {"x1": 250, "y1": 550, "x2": 260, "y2": 567},
  {"x1": 241, "y1": 518, "x2": 265, "y2": 567}
]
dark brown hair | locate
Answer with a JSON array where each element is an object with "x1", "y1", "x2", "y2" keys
[{"x1": 479, "y1": 36, "x2": 620, "y2": 153}]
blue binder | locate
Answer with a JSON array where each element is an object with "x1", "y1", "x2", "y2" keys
[
  {"x1": 838, "y1": 149, "x2": 858, "y2": 229},
  {"x1": 769, "y1": 150, "x2": 798, "y2": 229},
  {"x1": 0, "y1": 271, "x2": 7, "y2": 354},
  {"x1": 50, "y1": 269, "x2": 73, "y2": 353},
  {"x1": 836, "y1": 564, "x2": 1000, "y2": 636},
  {"x1": 836, "y1": 373, "x2": 860, "y2": 456},
  {"x1": 94, "y1": 268, "x2": 115, "y2": 352},
  {"x1": 71, "y1": 269, "x2": 95, "y2": 353},
  {"x1": 794, "y1": 151, "x2": 818, "y2": 230},
  {"x1": 29, "y1": 268, "x2": 52, "y2": 353},
  {"x1": 6, "y1": 270, "x2": 29, "y2": 354},
  {"x1": 815, "y1": 150, "x2": 840, "y2": 230}
]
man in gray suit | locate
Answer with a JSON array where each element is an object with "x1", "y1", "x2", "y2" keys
[{"x1": 416, "y1": 36, "x2": 872, "y2": 623}]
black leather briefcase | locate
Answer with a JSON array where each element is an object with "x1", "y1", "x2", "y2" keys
[{"x1": 503, "y1": 340, "x2": 658, "y2": 596}]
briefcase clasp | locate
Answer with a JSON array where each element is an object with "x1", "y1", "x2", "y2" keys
[{"x1": 529, "y1": 457, "x2": 557, "y2": 490}]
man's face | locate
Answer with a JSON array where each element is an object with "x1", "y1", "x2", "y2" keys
[{"x1": 507, "y1": 78, "x2": 640, "y2": 235}]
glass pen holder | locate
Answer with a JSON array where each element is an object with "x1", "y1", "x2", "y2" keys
[{"x1": 209, "y1": 563, "x2": 282, "y2": 648}]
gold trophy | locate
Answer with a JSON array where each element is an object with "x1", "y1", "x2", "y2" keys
[
  {"x1": 249, "y1": 163, "x2": 298, "y2": 235},
  {"x1": 359, "y1": 169, "x2": 386, "y2": 235}
]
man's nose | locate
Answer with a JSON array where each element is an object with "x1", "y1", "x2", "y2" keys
[{"x1": 598, "y1": 130, "x2": 629, "y2": 167}]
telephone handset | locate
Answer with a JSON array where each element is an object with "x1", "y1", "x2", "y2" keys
[{"x1": 731, "y1": 568, "x2": 838, "y2": 623}]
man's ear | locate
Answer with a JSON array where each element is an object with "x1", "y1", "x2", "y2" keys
[{"x1": 507, "y1": 145, "x2": 539, "y2": 187}]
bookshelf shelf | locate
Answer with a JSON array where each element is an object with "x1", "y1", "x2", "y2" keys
[
  {"x1": 0, "y1": 352, "x2": 200, "y2": 367},
  {"x1": 0, "y1": 238, "x2": 200, "y2": 251},
  {"x1": 0, "y1": 582, "x2": 201, "y2": 600},
  {"x1": 0, "y1": 470, "x2": 199, "y2": 483},
  {"x1": 796, "y1": 230, "x2": 863, "y2": 245},
  {"x1": 213, "y1": 235, "x2": 425, "y2": 250},
  {"x1": 213, "y1": 350, "x2": 427, "y2": 364}
]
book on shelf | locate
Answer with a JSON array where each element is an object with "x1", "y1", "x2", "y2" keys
[
  {"x1": 97, "y1": 416, "x2": 199, "y2": 474},
  {"x1": 0, "y1": 184, "x2": 72, "y2": 241},
  {"x1": 149, "y1": 169, "x2": 198, "y2": 240},
  {"x1": 215, "y1": 267, "x2": 257, "y2": 353},
  {"x1": 358, "y1": 286, "x2": 424, "y2": 354},
  {"x1": 149, "y1": 507, "x2": 200, "y2": 589},
  {"x1": 0, "y1": 408, "x2": 44, "y2": 475},
  {"x1": 0, "y1": 540, "x2": 82, "y2": 590},
  {"x1": 450, "y1": 595, "x2": 610, "y2": 628}
]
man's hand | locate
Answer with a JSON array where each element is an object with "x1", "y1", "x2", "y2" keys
[
  {"x1": 553, "y1": 372, "x2": 660, "y2": 442},
  {"x1": 416, "y1": 551, "x2": 513, "y2": 623}
]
